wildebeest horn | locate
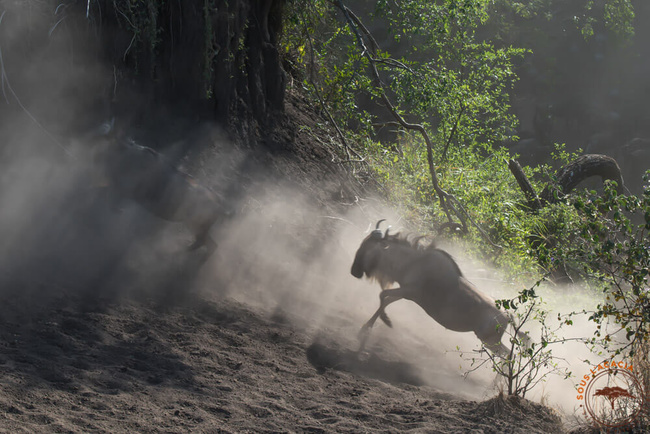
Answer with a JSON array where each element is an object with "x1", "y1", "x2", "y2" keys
[
  {"x1": 384, "y1": 226, "x2": 391, "y2": 237},
  {"x1": 371, "y1": 219, "x2": 386, "y2": 239}
]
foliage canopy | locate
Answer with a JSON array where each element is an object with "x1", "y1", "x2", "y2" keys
[{"x1": 281, "y1": 0, "x2": 647, "y2": 394}]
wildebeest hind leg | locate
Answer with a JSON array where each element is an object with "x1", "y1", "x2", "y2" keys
[{"x1": 476, "y1": 329, "x2": 509, "y2": 358}]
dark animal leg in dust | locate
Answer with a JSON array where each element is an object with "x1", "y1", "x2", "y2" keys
[
  {"x1": 358, "y1": 287, "x2": 411, "y2": 352},
  {"x1": 480, "y1": 319, "x2": 531, "y2": 358},
  {"x1": 204, "y1": 237, "x2": 217, "y2": 256},
  {"x1": 187, "y1": 234, "x2": 206, "y2": 251},
  {"x1": 187, "y1": 230, "x2": 217, "y2": 257},
  {"x1": 476, "y1": 322, "x2": 509, "y2": 358},
  {"x1": 488, "y1": 341, "x2": 510, "y2": 358}
]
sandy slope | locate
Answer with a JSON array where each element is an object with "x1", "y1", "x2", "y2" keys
[
  {"x1": 0, "y1": 91, "x2": 568, "y2": 433},
  {"x1": 0, "y1": 283, "x2": 564, "y2": 433}
]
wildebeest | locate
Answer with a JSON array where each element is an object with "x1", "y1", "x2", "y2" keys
[
  {"x1": 351, "y1": 220, "x2": 528, "y2": 356},
  {"x1": 91, "y1": 124, "x2": 225, "y2": 256}
]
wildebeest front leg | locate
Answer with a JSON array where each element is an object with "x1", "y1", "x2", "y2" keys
[
  {"x1": 187, "y1": 220, "x2": 218, "y2": 258},
  {"x1": 187, "y1": 233, "x2": 217, "y2": 255},
  {"x1": 358, "y1": 287, "x2": 409, "y2": 353}
]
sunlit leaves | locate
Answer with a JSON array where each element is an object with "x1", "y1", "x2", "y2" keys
[
  {"x1": 551, "y1": 173, "x2": 650, "y2": 355},
  {"x1": 488, "y1": 0, "x2": 635, "y2": 42},
  {"x1": 604, "y1": 0, "x2": 635, "y2": 40},
  {"x1": 372, "y1": 1, "x2": 523, "y2": 150},
  {"x1": 280, "y1": 0, "x2": 642, "y2": 301}
]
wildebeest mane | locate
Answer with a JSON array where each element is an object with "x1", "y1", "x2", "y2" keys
[
  {"x1": 383, "y1": 232, "x2": 463, "y2": 277},
  {"x1": 384, "y1": 232, "x2": 436, "y2": 250}
]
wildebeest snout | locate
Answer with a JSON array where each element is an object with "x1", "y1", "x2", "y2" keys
[
  {"x1": 351, "y1": 245, "x2": 374, "y2": 278},
  {"x1": 351, "y1": 260, "x2": 364, "y2": 278},
  {"x1": 351, "y1": 220, "x2": 388, "y2": 278}
]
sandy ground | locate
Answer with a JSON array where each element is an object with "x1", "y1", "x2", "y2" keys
[
  {"x1": 0, "y1": 282, "x2": 565, "y2": 433},
  {"x1": 0, "y1": 183, "x2": 568, "y2": 433},
  {"x1": 0, "y1": 92, "x2": 572, "y2": 433}
]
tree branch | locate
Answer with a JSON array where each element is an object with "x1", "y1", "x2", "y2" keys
[
  {"x1": 508, "y1": 159, "x2": 542, "y2": 211},
  {"x1": 540, "y1": 154, "x2": 625, "y2": 203},
  {"x1": 301, "y1": 11, "x2": 364, "y2": 163},
  {"x1": 441, "y1": 103, "x2": 465, "y2": 162},
  {"x1": 371, "y1": 57, "x2": 420, "y2": 76},
  {"x1": 330, "y1": 0, "x2": 501, "y2": 247},
  {"x1": 330, "y1": 0, "x2": 453, "y2": 223},
  {"x1": 510, "y1": 154, "x2": 625, "y2": 208}
]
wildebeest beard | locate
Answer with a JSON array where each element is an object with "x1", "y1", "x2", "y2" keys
[{"x1": 367, "y1": 268, "x2": 396, "y2": 290}]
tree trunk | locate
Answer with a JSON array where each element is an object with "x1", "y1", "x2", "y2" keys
[
  {"x1": 539, "y1": 154, "x2": 625, "y2": 203},
  {"x1": 89, "y1": 0, "x2": 286, "y2": 126},
  {"x1": 510, "y1": 154, "x2": 624, "y2": 207},
  {"x1": 508, "y1": 160, "x2": 542, "y2": 211}
]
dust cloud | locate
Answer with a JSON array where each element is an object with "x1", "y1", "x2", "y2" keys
[
  {"x1": 0, "y1": 133, "x2": 607, "y2": 418},
  {"x1": 190, "y1": 182, "x2": 610, "y2": 421},
  {"x1": 0, "y1": 2, "x2": 615, "y2": 424}
]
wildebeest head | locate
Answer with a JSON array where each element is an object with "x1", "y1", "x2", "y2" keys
[{"x1": 350, "y1": 219, "x2": 390, "y2": 279}]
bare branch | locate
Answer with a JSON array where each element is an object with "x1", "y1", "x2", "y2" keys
[
  {"x1": 372, "y1": 121, "x2": 402, "y2": 129},
  {"x1": 330, "y1": 0, "x2": 501, "y2": 247},
  {"x1": 441, "y1": 103, "x2": 465, "y2": 161},
  {"x1": 301, "y1": 11, "x2": 364, "y2": 163},
  {"x1": 508, "y1": 159, "x2": 542, "y2": 211},
  {"x1": 372, "y1": 57, "x2": 420, "y2": 76}
]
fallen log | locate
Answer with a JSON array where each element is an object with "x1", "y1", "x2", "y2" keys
[
  {"x1": 508, "y1": 154, "x2": 625, "y2": 284},
  {"x1": 508, "y1": 154, "x2": 625, "y2": 208},
  {"x1": 539, "y1": 154, "x2": 625, "y2": 203}
]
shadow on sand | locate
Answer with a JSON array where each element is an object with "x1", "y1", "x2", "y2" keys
[{"x1": 306, "y1": 341, "x2": 425, "y2": 386}]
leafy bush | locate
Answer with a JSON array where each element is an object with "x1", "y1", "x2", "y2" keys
[
  {"x1": 281, "y1": 1, "x2": 593, "y2": 279},
  {"x1": 552, "y1": 175, "x2": 650, "y2": 356},
  {"x1": 464, "y1": 284, "x2": 574, "y2": 398}
]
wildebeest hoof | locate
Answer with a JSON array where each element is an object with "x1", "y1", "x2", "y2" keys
[{"x1": 355, "y1": 349, "x2": 371, "y2": 362}]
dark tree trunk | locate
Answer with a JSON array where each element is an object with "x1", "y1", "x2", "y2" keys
[
  {"x1": 510, "y1": 154, "x2": 625, "y2": 207},
  {"x1": 508, "y1": 160, "x2": 542, "y2": 211},
  {"x1": 90, "y1": 0, "x2": 286, "y2": 126},
  {"x1": 539, "y1": 154, "x2": 625, "y2": 203},
  {"x1": 209, "y1": 0, "x2": 286, "y2": 123}
]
